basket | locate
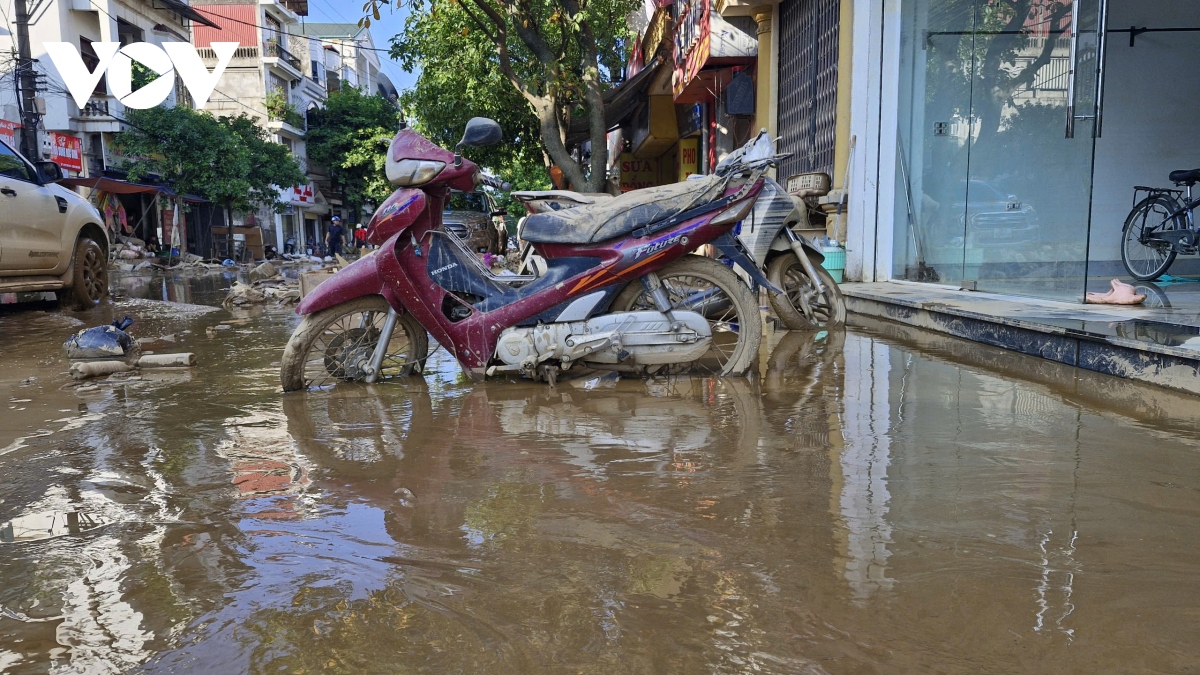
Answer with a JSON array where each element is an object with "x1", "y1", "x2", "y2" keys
[{"x1": 820, "y1": 247, "x2": 845, "y2": 283}]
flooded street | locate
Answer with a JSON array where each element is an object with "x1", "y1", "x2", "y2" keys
[{"x1": 1, "y1": 271, "x2": 1199, "y2": 673}]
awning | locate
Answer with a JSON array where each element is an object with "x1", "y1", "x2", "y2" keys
[
  {"x1": 567, "y1": 57, "x2": 662, "y2": 145},
  {"x1": 709, "y1": 13, "x2": 757, "y2": 61},
  {"x1": 60, "y1": 176, "x2": 175, "y2": 195},
  {"x1": 673, "y1": 12, "x2": 758, "y2": 102},
  {"x1": 153, "y1": 0, "x2": 222, "y2": 29}
]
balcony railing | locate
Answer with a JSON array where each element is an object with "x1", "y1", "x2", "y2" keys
[
  {"x1": 264, "y1": 41, "x2": 302, "y2": 72},
  {"x1": 80, "y1": 99, "x2": 110, "y2": 117},
  {"x1": 196, "y1": 46, "x2": 260, "y2": 60}
]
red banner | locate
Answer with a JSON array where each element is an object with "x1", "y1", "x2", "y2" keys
[
  {"x1": 50, "y1": 132, "x2": 83, "y2": 173},
  {"x1": 0, "y1": 120, "x2": 19, "y2": 148}
]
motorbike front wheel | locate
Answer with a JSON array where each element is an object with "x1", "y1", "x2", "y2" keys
[
  {"x1": 766, "y1": 253, "x2": 846, "y2": 330},
  {"x1": 611, "y1": 256, "x2": 761, "y2": 376},
  {"x1": 280, "y1": 295, "x2": 429, "y2": 391}
]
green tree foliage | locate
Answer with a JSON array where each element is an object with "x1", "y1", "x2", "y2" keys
[
  {"x1": 305, "y1": 87, "x2": 402, "y2": 213},
  {"x1": 367, "y1": 0, "x2": 637, "y2": 192},
  {"x1": 115, "y1": 107, "x2": 305, "y2": 240},
  {"x1": 391, "y1": 1, "x2": 549, "y2": 203},
  {"x1": 221, "y1": 114, "x2": 307, "y2": 215}
]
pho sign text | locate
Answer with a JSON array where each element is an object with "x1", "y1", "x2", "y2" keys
[{"x1": 46, "y1": 42, "x2": 238, "y2": 109}]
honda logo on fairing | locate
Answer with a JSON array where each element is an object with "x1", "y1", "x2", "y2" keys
[{"x1": 45, "y1": 42, "x2": 238, "y2": 109}]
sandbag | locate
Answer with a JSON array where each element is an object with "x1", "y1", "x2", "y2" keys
[
  {"x1": 137, "y1": 353, "x2": 196, "y2": 368},
  {"x1": 69, "y1": 361, "x2": 133, "y2": 380}
]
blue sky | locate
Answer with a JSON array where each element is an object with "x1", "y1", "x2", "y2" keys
[{"x1": 301, "y1": 0, "x2": 419, "y2": 92}]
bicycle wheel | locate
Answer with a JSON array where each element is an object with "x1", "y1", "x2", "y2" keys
[{"x1": 1121, "y1": 194, "x2": 1182, "y2": 281}]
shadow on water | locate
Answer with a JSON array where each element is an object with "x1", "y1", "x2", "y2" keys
[{"x1": 0, "y1": 270, "x2": 1199, "y2": 672}]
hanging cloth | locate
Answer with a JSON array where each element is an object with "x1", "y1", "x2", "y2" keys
[{"x1": 99, "y1": 192, "x2": 130, "y2": 236}]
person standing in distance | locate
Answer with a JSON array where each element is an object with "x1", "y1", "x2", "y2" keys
[{"x1": 326, "y1": 216, "x2": 345, "y2": 258}]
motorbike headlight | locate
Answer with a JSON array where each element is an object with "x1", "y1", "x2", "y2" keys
[{"x1": 388, "y1": 159, "x2": 446, "y2": 186}]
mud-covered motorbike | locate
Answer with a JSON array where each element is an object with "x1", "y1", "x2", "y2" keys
[
  {"x1": 514, "y1": 135, "x2": 845, "y2": 330},
  {"x1": 281, "y1": 119, "x2": 779, "y2": 390}
]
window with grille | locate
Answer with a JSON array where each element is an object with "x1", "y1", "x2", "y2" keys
[{"x1": 777, "y1": 0, "x2": 840, "y2": 179}]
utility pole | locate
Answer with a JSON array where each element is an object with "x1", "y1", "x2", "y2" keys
[{"x1": 13, "y1": 0, "x2": 40, "y2": 160}]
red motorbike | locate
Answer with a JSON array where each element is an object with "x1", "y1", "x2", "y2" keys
[{"x1": 281, "y1": 118, "x2": 776, "y2": 391}]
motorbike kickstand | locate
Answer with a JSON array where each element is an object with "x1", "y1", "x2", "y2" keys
[
  {"x1": 364, "y1": 307, "x2": 400, "y2": 384},
  {"x1": 538, "y1": 363, "x2": 559, "y2": 387}
]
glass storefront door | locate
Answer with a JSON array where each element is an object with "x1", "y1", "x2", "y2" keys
[{"x1": 894, "y1": 0, "x2": 1106, "y2": 301}]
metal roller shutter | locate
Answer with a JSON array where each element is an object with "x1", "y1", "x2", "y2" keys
[{"x1": 777, "y1": 0, "x2": 840, "y2": 179}]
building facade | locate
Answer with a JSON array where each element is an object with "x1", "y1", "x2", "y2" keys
[
  {"x1": 843, "y1": 0, "x2": 1200, "y2": 303},
  {"x1": 0, "y1": 0, "x2": 221, "y2": 253},
  {"x1": 0, "y1": 0, "x2": 211, "y2": 175},
  {"x1": 193, "y1": 0, "x2": 331, "y2": 253},
  {"x1": 615, "y1": 0, "x2": 853, "y2": 240}
]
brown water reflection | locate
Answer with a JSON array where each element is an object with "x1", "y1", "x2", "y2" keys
[{"x1": 1, "y1": 274, "x2": 1199, "y2": 673}]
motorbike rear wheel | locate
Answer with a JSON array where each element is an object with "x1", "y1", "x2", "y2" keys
[
  {"x1": 280, "y1": 295, "x2": 428, "y2": 391},
  {"x1": 766, "y1": 253, "x2": 846, "y2": 330},
  {"x1": 611, "y1": 255, "x2": 761, "y2": 376}
]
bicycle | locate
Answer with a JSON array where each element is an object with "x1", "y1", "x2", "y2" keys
[{"x1": 1121, "y1": 169, "x2": 1200, "y2": 280}]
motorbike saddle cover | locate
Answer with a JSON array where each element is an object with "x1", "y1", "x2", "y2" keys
[{"x1": 521, "y1": 175, "x2": 722, "y2": 245}]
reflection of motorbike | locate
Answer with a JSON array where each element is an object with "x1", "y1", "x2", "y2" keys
[
  {"x1": 281, "y1": 121, "x2": 781, "y2": 391},
  {"x1": 513, "y1": 158, "x2": 846, "y2": 330},
  {"x1": 763, "y1": 330, "x2": 844, "y2": 400}
]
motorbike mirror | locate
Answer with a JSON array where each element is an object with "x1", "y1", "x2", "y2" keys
[{"x1": 457, "y1": 117, "x2": 503, "y2": 149}]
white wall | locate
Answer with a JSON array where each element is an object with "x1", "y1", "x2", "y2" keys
[{"x1": 1088, "y1": 0, "x2": 1200, "y2": 270}]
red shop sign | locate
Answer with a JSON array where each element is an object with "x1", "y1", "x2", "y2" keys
[
  {"x1": 0, "y1": 119, "x2": 19, "y2": 148},
  {"x1": 50, "y1": 132, "x2": 83, "y2": 173}
]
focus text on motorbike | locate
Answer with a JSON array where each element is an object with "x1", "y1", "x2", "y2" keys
[{"x1": 281, "y1": 118, "x2": 778, "y2": 390}]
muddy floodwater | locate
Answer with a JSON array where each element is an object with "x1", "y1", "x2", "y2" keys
[{"x1": 1, "y1": 271, "x2": 1199, "y2": 673}]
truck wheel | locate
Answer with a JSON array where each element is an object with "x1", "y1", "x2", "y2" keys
[{"x1": 62, "y1": 236, "x2": 109, "y2": 309}]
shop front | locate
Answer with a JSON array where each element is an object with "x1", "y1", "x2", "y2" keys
[
  {"x1": 277, "y1": 182, "x2": 330, "y2": 255},
  {"x1": 613, "y1": 0, "x2": 759, "y2": 191},
  {"x1": 849, "y1": 0, "x2": 1200, "y2": 303}
]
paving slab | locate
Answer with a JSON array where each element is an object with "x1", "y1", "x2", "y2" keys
[{"x1": 843, "y1": 281, "x2": 1200, "y2": 396}]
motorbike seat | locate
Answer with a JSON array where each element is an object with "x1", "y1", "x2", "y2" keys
[
  {"x1": 511, "y1": 190, "x2": 613, "y2": 205},
  {"x1": 520, "y1": 176, "x2": 721, "y2": 245},
  {"x1": 1169, "y1": 168, "x2": 1200, "y2": 185}
]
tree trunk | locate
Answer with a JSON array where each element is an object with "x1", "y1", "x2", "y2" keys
[{"x1": 534, "y1": 99, "x2": 588, "y2": 189}]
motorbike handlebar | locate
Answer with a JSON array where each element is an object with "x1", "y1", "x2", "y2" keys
[{"x1": 479, "y1": 174, "x2": 511, "y2": 191}]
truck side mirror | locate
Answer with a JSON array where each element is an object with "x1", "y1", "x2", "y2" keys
[{"x1": 34, "y1": 161, "x2": 63, "y2": 183}]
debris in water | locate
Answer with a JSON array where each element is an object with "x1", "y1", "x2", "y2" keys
[
  {"x1": 1086, "y1": 279, "x2": 1146, "y2": 305},
  {"x1": 577, "y1": 371, "x2": 620, "y2": 390},
  {"x1": 63, "y1": 317, "x2": 136, "y2": 359},
  {"x1": 395, "y1": 488, "x2": 417, "y2": 507},
  {"x1": 0, "y1": 510, "x2": 108, "y2": 543},
  {"x1": 137, "y1": 353, "x2": 197, "y2": 368},
  {"x1": 69, "y1": 361, "x2": 133, "y2": 380}
]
